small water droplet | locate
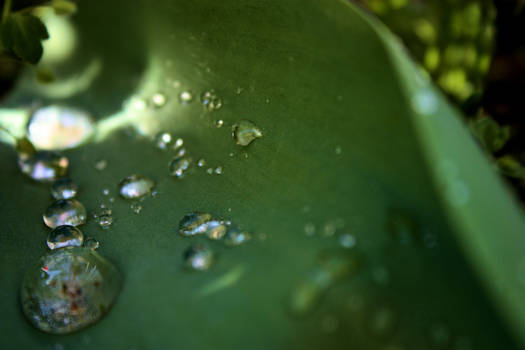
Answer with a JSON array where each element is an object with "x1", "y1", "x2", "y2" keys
[
  {"x1": 151, "y1": 93, "x2": 167, "y2": 107},
  {"x1": 118, "y1": 175, "x2": 155, "y2": 199},
  {"x1": 183, "y1": 244, "x2": 214, "y2": 271},
  {"x1": 97, "y1": 213, "x2": 114, "y2": 229},
  {"x1": 84, "y1": 237, "x2": 99, "y2": 250},
  {"x1": 21, "y1": 247, "x2": 122, "y2": 334},
  {"x1": 43, "y1": 199, "x2": 87, "y2": 228},
  {"x1": 173, "y1": 138, "x2": 184, "y2": 149},
  {"x1": 339, "y1": 233, "x2": 356, "y2": 248},
  {"x1": 335, "y1": 146, "x2": 342, "y2": 155},
  {"x1": 27, "y1": 105, "x2": 94, "y2": 150},
  {"x1": 235, "y1": 87, "x2": 243, "y2": 95},
  {"x1": 205, "y1": 220, "x2": 227, "y2": 240},
  {"x1": 130, "y1": 202, "x2": 143, "y2": 214},
  {"x1": 168, "y1": 156, "x2": 192, "y2": 178},
  {"x1": 94, "y1": 159, "x2": 107, "y2": 171},
  {"x1": 154, "y1": 132, "x2": 172, "y2": 150},
  {"x1": 19, "y1": 151, "x2": 68, "y2": 182},
  {"x1": 179, "y1": 91, "x2": 193, "y2": 104},
  {"x1": 197, "y1": 158, "x2": 206, "y2": 167},
  {"x1": 214, "y1": 166, "x2": 223, "y2": 175},
  {"x1": 304, "y1": 222, "x2": 316, "y2": 236},
  {"x1": 412, "y1": 88, "x2": 438, "y2": 115},
  {"x1": 232, "y1": 120, "x2": 263, "y2": 146},
  {"x1": 200, "y1": 90, "x2": 223, "y2": 111},
  {"x1": 102, "y1": 188, "x2": 110, "y2": 196},
  {"x1": 51, "y1": 178, "x2": 78, "y2": 200},
  {"x1": 224, "y1": 229, "x2": 252, "y2": 246},
  {"x1": 215, "y1": 119, "x2": 224, "y2": 128},
  {"x1": 179, "y1": 212, "x2": 212, "y2": 236},
  {"x1": 47, "y1": 225, "x2": 84, "y2": 250},
  {"x1": 206, "y1": 168, "x2": 213, "y2": 174}
]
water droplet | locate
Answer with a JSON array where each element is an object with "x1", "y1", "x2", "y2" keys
[
  {"x1": 27, "y1": 105, "x2": 94, "y2": 150},
  {"x1": 84, "y1": 237, "x2": 99, "y2": 250},
  {"x1": 179, "y1": 212, "x2": 212, "y2": 236},
  {"x1": 335, "y1": 146, "x2": 342, "y2": 155},
  {"x1": 19, "y1": 151, "x2": 68, "y2": 182},
  {"x1": 47, "y1": 225, "x2": 84, "y2": 250},
  {"x1": 168, "y1": 156, "x2": 192, "y2": 178},
  {"x1": 51, "y1": 178, "x2": 78, "y2": 200},
  {"x1": 183, "y1": 244, "x2": 214, "y2": 271},
  {"x1": 224, "y1": 229, "x2": 252, "y2": 246},
  {"x1": 232, "y1": 120, "x2": 263, "y2": 146},
  {"x1": 215, "y1": 119, "x2": 224, "y2": 128},
  {"x1": 97, "y1": 213, "x2": 113, "y2": 229},
  {"x1": 197, "y1": 158, "x2": 206, "y2": 167},
  {"x1": 214, "y1": 166, "x2": 223, "y2": 175},
  {"x1": 179, "y1": 91, "x2": 193, "y2": 104},
  {"x1": 154, "y1": 132, "x2": 172, "y2": 150},
  {"x1": 94, "y1": 159, "x2": 107, "y2": 171},
  {"x1": 205, "y1": 220, "x2": 227, "y2": 240},
  {"x1": 118, "y1": 175, "x2": 155, "y2": 199},
  {"x1": 151, "y1": 93, "x2": 167, "y2": 107},
  {"x1": 206, "y1": 167, "x2": 213, "y2": 174},
  {"x1": 102, "y1": 188, "x2": 110, "y2": 196},
  {"x1": 20, "y1": 247, "x2": 122, "y2": 334},
  {"x1": 200, "y1": 90, "x2": 223, "y2": 111},
  {"x1": 412, "y1": 88, "x2": 438, "y2": 115},
  {"x1": 304, "y1": 222, "x2": 316, "y2": 236},
  {"x1": 235, "y1": 87, "x2": 243, "y2": 95},
  {"x1": 339, "y1": 233, "x2": 356, "y2": 248},
  {"x1": 173, "y1": 138, "x2": 184, "y2": 149},
  {"x1": 130, "y1": 202, "x2": 143, "y2": 214},
  {"x1": 43, "y1": 199, "x2": 87, "y2": 228}
]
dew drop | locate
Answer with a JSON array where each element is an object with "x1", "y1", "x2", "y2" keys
[
  {"x1": 118, "y1": 175, "x2": 155, "y2": 199},
  {"x1": 20, "y1": 247, "x2": 122, "y2": 334},
  {"x1": 169, "y1": 156, "x2": 192, "y2": 178},
  {"x1": 204, "y1": 220, "x2": 228, "y2": 240},
  {"x1": 304, "y1": 222, "x2": 316, "y2": 236},
  {"x1": 179, "y1": 91, "x2": 193, "y2": 104},
  {"x1": 412, "y1": 88, "x2": 438, "y2": 115},
  {"x1": 224, "y1": 229, "x2": 252, "y2": 246},
  {"x1": 200, "y1": 90, "x2": 223, "y2": 111},
  {"x1": 173, "y1": 138, "x2": 184, "y2": 150},
  {"x1": 154, "y1": 132, "x2": 172, "y2": 150},
  {"x1": 197, "y1": 158, "x2": 206, "y2": 167},
  {"x1": 183, "y1": 244, "x2": 215, "y2": 271},
  {"x1": 94, "y1": 159, "x2": 107, "y2": 171},
  {"x1": 84, "y1": 237, "x2": 99, "y2": 250},
  {"x1": 206, "y1": 167, "x2": 213, "y2": 175},
  {"x1": 130, "y1": 202, "x2": 143, "y2": 214},
  {"x1": 151, "y1": 93, "x2": 167, "y2": 107},
  {"x1": 339, "y1": 233, "x2": 356, "y2": 248},
  {"x1": 102, "y1": 188, "x2": 110, "y2": 196},
  {"x1": 47, "y1": 225, "x2": 84, "y2": 250},
  {"x1": 27, "y1": 105, "x2": 94, "y2": 150},
  {"x1": 179, "y1": 212, "x2": 213, "y2": 236},
  {"x1": 232, "y1": 120, "x2": 263, "y2": 146},
  {"x1": 235, "y1": 87, "x2": 243, "y2": 95},
  {"x1": 19, "y1": 151, "x2": 68, "y2": 182},
  {"x1": 214, "y1": 166, "x2": 223, "y2": 175},
  {"x1": 51, "y1": 178, "x2": 78, "y2": 200},
  {"x1": 97, "y1": 213, "x2": 114, "y2": 229},
  {"x1": 43, "y1": 199, "x2": 87, "y2": 228},
  {"x1": 215, "y1": 119, "x2": 224, "y2": 128}
]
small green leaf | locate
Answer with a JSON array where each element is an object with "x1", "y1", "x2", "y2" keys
[
  {"x1": 468, "y1": 115, "x2": 510, "y2": 153},
  {"x1": 0, "y1": 13, "x2": 49, "y2": 64},
  {"x1": 52, "y1": 0, "x2": 77, "y2": 16}
]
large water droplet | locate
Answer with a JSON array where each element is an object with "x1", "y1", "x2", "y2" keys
[
  {"x1": 200, "y1": 90, "x2": 223, "y2": 111},
  {"x1": 118, "y1": 175, "x2": 155, "y2": 199},
  {"x1": 51, "y1": 178, "x2": 78, "y2": 200},
  {"x1": 19, "y1": 151, "x2": 68, "y2": 182},
  {"x1": 43, "y1": 199, "x2": 87, "y2": 228},
  {"x1": 47, "y1": 225, "x2": 84, "y2": 250},
  {"x1": 20, "y1": 247, "x2": 122, "y2": 334},
  {"x1": 27, "y1": 105, "x2": 94, "y2": 150},
  {"x1": 169, "y1": 156, "x2": 192, "y2": 178},
  {"x1": 232, "y1": 120, "x2": 263, "y2": 146},
  {"x1": 179, "y1": 212, "x2": 212, "y2": 236},
  {"x1": 183, "y1": 244, "x2": 215, "y2": 271}
]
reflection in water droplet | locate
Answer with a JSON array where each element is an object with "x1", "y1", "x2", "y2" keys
[
  {"x1": 20, "y1": 247, "x2": 122, "y2": 334},
  {"x1": 154, "y1": 132, "x2": 172, "y2": 150},
  {"x1": 232, "y1": 120, "x2": 263, "y2": 146},
  {"x1": 339, "y1": 233, "x2": 356, "y2": 248},
  {"x1": 169, "y1": 156, "x2": 192, "y2": 178},
  {"x1": 205, "y1": 220, "x2": 227, "y2": 240},
  {"x1": 197, "y1": 158, "x2": 206, "y2": 167},
  {"x1": 94, "y1": 159, "x2": 107, "y2": 171},
  {"x1": 84, "y1": 237, "x2": 99, "y2": 250},
  {"x1": 215, "y1": 119, "x2": 224, "y2": 128},
  {"x1": 214, "y1": 166, "x2": 223, "y2": 175},
  {"x1": 47, "y1": 225, "x2": 84, "y2": 250},
  {"x1": 43, "y1": 199, "x2": 87, "y2": 228},
  {"x1": 201, "y1": 90, "x2": 223, "y2": 111},
  {"x1": 27, "y1": 105, "x2": 94, "y2": 150},
  {"x1": 19, "y1": 151, "x2": 68, "y2": 182},
  {"x1": 151, "y1": 93, "x2": 167, "y2": 107},
  {"x1": 51, "y1": 178, "x2": 78, "y2": 200},
  {"x1": 179, "y1": 91, "x2": 193, "y2": 104},
  {"x1": 224, "y1": 229, "x2": 252, "y2": 246},
  {"x1": 179, "y1": 212, "x2": 212, "y2": 236},
  {"x1": 184, "y1": 244, "x2": 214, "y2": 271},
  {"x1": 118, "y1": 175, "x2": 155, "y2": 199}
]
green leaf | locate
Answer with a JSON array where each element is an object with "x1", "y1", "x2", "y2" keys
[
  {"x1": 0, "y1": 1, "x2": 524, "y2": 349},
  {"x1": 0, "y1": 12, "x2": 49, "y2": 64},
  {"x1": 468, "y1": 115, "x2": 511, "y2": 153}
]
